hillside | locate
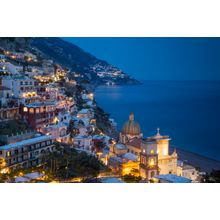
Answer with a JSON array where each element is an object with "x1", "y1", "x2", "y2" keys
[{"x1": 31, "y1": 37, "x2": 140, "y2": 85}]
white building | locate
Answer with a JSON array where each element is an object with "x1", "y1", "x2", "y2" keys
[
  {"x1": 1, "y1": 75, "x2": 37, "y2": 101},
  {"x1": 73, "y1": 135, "x2": 93, "y2": 150},
  {"x1": 77, "y1": 108, "x2": 93, "y2": 118},
  {"x1": 153, "y1": 174, "x2": 192, "y2": 183},
  {"x1": 177, "y1": 161, "x2": 199, "y2": 182},
  {"x1": 0, "y1": 86, "x2": 12, "y2": 107},
  {"x1": 0, "y1": 134, "x2": 55, "y2": 169},
  {"x1": 40, "y1": 123, "x2": 71, "y2": 144}
]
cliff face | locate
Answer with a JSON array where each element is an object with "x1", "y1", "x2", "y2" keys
[{"x1": 31, "y1": 37, "x2": 140, "y2": 85}]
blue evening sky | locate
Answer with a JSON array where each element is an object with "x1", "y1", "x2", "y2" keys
[{"x1": 63, "y1": 38, "x2": 220, "y2": 80}]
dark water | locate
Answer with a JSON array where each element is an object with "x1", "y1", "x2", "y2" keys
[{"x1": 95, "y1": 81, "x2": 220, "y2": 161}]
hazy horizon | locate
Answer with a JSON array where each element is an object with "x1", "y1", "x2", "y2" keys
[{"x1": 63, "y1": 37, "x2": 220, "y2": 81}]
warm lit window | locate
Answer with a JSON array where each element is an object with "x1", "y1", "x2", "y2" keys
[
  {"x1": 150, "y1": 149, "x2": 154, "y2": 154},
  {"x1": 36, "y1": 108, "x2": 39, "y2": 113},
  {"x1": 149, "y1": 158, "x2": 155, "y2": 166},
  {"x1": 29, "y1": 108, "x2": 34, "y2": 113},
  {"x1": 6, "y1": 151, "x2": 10, "y2": 157},
  {"x1": 23, "y1": 107, "x2": 28, "y2": 112}
]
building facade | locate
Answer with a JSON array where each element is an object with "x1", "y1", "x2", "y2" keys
[{"x1": 0, "y1": 133, "x2": 55, "y2": 169}]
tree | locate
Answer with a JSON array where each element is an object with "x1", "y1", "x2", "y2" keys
[
  {"x1": 122, "y1": 174, "x2": 142, "y2": 183},
  {"x1": 202, "y1": 170, "x2": 220, "y2": 183},
  {"x1": 41, "y1": 143, "x2": 106, "y2": 181}
]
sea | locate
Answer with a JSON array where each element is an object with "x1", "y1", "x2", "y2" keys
[{"x1": 95, "y1": 80, "x2": 220, "y2": 161}]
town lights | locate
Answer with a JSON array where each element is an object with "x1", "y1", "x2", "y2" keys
[
  {"x1": 53, "y1": 117, "x2": 59, "y2": 124},
  {"x1": 89, "y1": 93, "x2": 94, "y2": 100}
]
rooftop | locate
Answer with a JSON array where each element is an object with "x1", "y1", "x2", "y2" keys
[
  {"x1": 0, "y1": 134, "x2": 54, "y2": 150},
  {"x1": 78, "y1": 108, "x2": 89, "y2": 114},
  {"x1": 115, "y1": 143, "x2": 127, "y2": 150},
  {"x1": 127, "y1": 138, "x2": 142, "y2": 149},
  {"x1": 122, "y1": 152, "x2": 138, "y2": 162},
  {"x1": 154, "y1": 174, "x2": 192, "y2": 183}
]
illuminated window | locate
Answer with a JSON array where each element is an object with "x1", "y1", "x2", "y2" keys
[
  {"x1": 6, "y1": 151, "x2": 10, "y2": 157},
  {"x1": 36, "y1": 108, "x2": 39, "y2": 113},
  {"x1": 23, "y1": 107, "x2": 28, "y2": 112},
  {"x1": 149, "y1": 158, "x2": 155, "y2": 166},
  {"x1": 150, "y1": 149, "x2": 154, "y2": 154},
  {"x1": 29, "y1": 108, "x2": 34, "y2": 113},
  {"x1": 163, "y1": 149, "x2": 167, "y2": 155}
]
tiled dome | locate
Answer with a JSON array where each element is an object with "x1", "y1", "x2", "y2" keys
[{"x1": 122, "y1": 112, "x2": 141, "y2": 135}]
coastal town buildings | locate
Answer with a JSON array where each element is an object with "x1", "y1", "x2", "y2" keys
[
  {"x1": 0, "y1": 43, "x2": 205, "y2": 183},
  {"x1": 19, "y1": 101, "x2": 57, "y2": 130},
  {"x1": 0, "y1": 107, "x2": 20, "y2": 122},
  {"x1": 107, "y1": 112, "x2": 199, "y2": 182},
  {"x1": 0, "y1": 132, "x2": 55, "y2": 169}
]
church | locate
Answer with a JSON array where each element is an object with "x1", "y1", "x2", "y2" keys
[{"x1": 118, "y1": 112, "x2": 178, "y2": 179}]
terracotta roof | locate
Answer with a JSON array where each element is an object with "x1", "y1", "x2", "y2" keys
[{"x1": 127, "y1": 138, "x2": 142, "y2": 149}]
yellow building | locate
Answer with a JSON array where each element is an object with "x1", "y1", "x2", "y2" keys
[{"x1": 146, "y1": 129, "x2": 178, "y2": 175}]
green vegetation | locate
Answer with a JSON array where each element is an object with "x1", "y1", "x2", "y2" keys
[
  {"x1": 0, "y1": 143, "x2": 107, "y2": 183},
  {"x1": 202, "y1": 170, "x2": 220, "y2": 183},
  {"x1": 41, "y1": 143, "x2": 106, "y2": 181},
  {"x1": 0, "y1": 120, "x2": 29, "y2": 136},
  {"x1": 94, "y1": 106, "x2": 111, "y2": 133},
  {"x1": 122, "y1": 174, "x2": 142, "y2": 183}
]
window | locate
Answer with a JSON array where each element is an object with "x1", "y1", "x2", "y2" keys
[
  {"x1": 23, "y1": 107, "x2": 28, "y2": 112},
  {"x1": 20, "y1": 81, "x2": 23, "y2": 85},
  {"x1": 0, "y1": 151, "x2": 2, "y2": 155},
  {"x1": 149, "y1": 158, "x2": 155, "y2": 166},
  {"x1": 6, "y1": 151, "x2": 10, "y2": 157},
  {"x1": 29, "y1": 108, "x2": 34, "y2": 113},
  {"x1": 150, "y1": 149, "x2": 155, "y2": 154}
]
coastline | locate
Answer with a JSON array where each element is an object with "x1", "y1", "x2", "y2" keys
[
  {"x1": 94, "y1": 83, "x2": 220, "y2": 174},
  {"x1": 170, "y1": 146, "x2": 220, "y2": 174}
]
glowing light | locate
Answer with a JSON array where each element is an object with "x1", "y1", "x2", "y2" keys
[
  {"x1": 53, "y1": 117, "x2": 59, "y2": 124},
  {"x1": 149, "y1": 158, "x2": 155, "y2": 166},
  {"x1": 150, "y1": 149, "x2": 155, "y2": 154}
]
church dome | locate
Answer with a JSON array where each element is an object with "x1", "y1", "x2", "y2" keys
[{"x1": 122, "y1": 112, "x2": 141, "y2": 136}]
